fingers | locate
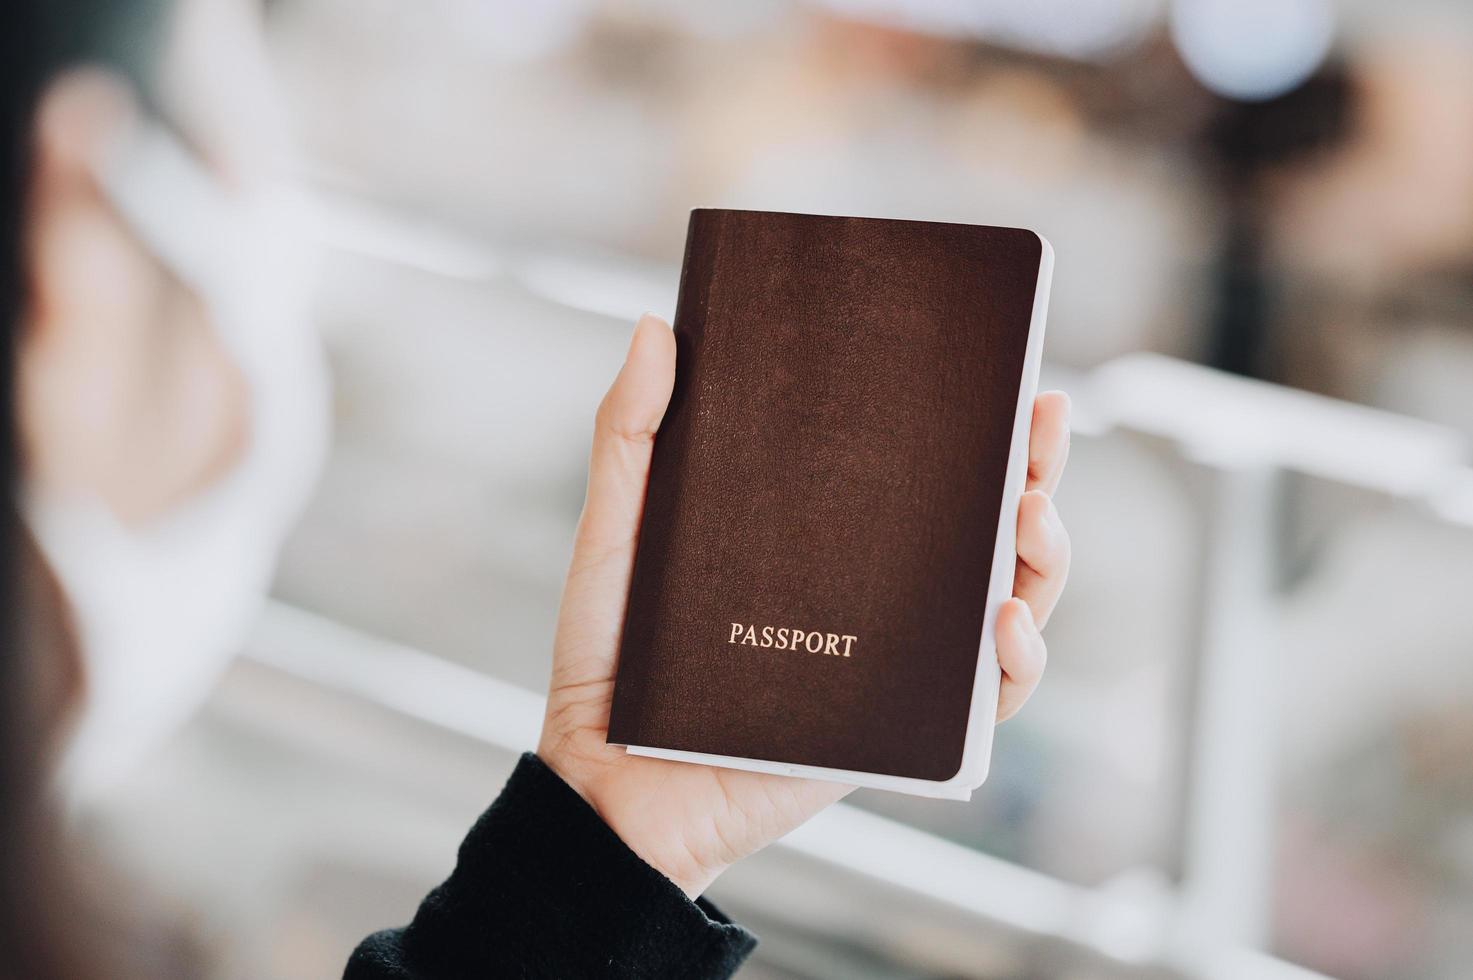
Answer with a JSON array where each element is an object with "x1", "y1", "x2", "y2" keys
[
  {"x1": 1026, "y1": 391, "x2": 1071, "y2": 496},
  {"x1": 996, "y1": 598, "x2": 1047, "y2": 722},
  {"x1": 1013, "y1": 489, "x2": 1070, "y2": 629},
  {"x1": 1002, "y1": 391, "x2": 1070, "y2": 722},
  {"x1": 571, "y1": 314, "x2": 676, "y2": 572}
]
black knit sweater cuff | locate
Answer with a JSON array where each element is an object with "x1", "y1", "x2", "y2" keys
[{"x1": 346, "y1": 752, "x2": 757, "y2": 979}]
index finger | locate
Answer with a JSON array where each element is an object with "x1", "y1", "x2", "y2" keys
[{"x1": 1026, "y1": 391, "x2": 1071, "y2": 496}]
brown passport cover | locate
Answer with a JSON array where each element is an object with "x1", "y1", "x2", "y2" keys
[{"x1": 607, "y1": 209, "x2": 1044, "y2": 782}]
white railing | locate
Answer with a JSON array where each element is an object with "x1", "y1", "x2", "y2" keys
[{"x1": 247, "y1": 598, "x2": 1320, "y2": 980}]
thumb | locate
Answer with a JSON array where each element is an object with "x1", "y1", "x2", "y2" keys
[{"x1": 571, "y1": 313, "x2": 676, "y2": 576}]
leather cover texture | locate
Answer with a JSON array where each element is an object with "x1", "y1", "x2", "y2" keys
[{"x1": 607, "y1": 209, "x2": 1043, "y2": 781}]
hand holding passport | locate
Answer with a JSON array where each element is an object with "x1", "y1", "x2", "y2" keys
[{"x1": 537, "y1": 210, "x2": 1070, "y2": 899}]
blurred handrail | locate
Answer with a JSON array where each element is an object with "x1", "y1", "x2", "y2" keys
[
  {"x1": 1078, "y1": 354, "x2": 1468, "y2": 951},
  {"x1": 247, "y1": 600, "x2": 1329, "y2": 980},
  {"x1": 1086, "y1": 352, "x2": 1466, "y2": 498}
]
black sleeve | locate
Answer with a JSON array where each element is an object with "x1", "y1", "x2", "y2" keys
[{"x1": 344, "y1": 753, "x2": 757, "y2": 980}]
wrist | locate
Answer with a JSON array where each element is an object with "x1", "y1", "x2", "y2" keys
[{"x1": 536, "y1": 745, "x2": 725, "y2": 900}]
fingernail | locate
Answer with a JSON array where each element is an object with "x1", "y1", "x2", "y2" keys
[
  {"x1": 1028, "y1": 491, "x2": 1058, "y2": 540},
  {"x1": 1046, "y1": 496, "x2": 1065, "y2": 536},
  {"x1": 1011, "y1": 601, "x2": 1034, "y2": 644},
  {"x1": 628, "y1": 315, "x2": 650, "y2": 351}
]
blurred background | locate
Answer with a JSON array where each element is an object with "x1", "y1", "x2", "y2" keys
[{"x1": 78, "y1": 0, "x2": 1473, "y2": 977}]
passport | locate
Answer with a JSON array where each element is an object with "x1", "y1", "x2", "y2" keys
[{"x1": 607, "y1": 209, "x2": 1052, "y2": 798}]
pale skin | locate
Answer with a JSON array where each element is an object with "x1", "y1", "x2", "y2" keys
[{"x1": 539, "y1": 313, "x2": 1073, "y2": 899}]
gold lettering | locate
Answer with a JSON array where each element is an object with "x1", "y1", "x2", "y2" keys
[{"x1": 726, "y1": 623, "x2": 857, "y2": 658}]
